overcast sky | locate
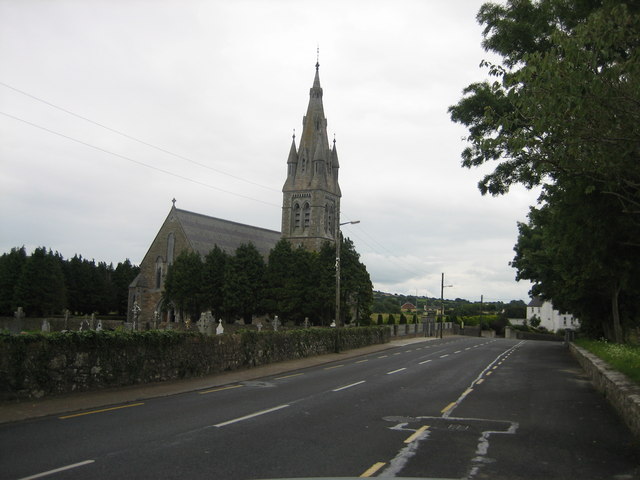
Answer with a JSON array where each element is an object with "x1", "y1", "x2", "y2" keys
[{"x1": 0, "y1": 0, "x2": 539, "y2": 303}]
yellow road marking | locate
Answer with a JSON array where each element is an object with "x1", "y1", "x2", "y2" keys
[
  {"x1": 463, "y1": 387, "x2": 474, "y2": 396},
  {"x1": 476, "y1": 378, "x2": 485, "y2": 384},
  {"x1": 404, "y1": 425, "x2": 430, "y2": 443},
  {"x1": 441, "y1": 401, "x2": 456, "y2": 414},
  {"x1": 486, "y1": 371, "x2": 493, "y2": 376},
  {"x1": 356, "y1": 359, "x2": 369, "y2": 364},
  {"x1": 59, "y1": 402, "x2": 144, "y2": 419},
  {"x1": 324, "y1": 364, "x2": 344, "y2": 370},
  {"x1": 275, "y1": 373, "x2": 304, "y2": 380},
  {"x1": 199, "y1": 384, "x2": 243, "y2": 395},
  {"x1": 360, "y1": 462, "x2": 386, "y2": 477}
]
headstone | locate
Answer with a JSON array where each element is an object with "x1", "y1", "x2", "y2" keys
[
  {"x1": 64, "y1": 309, "x2": 70, "y2": 330},
  {"x1": 304, "y1": 317, "x2": 310, "y2": 329},
  {"x1": 131, "y1": 301, "x2": 141, "y2": 331},
  {"x1": 273, "y1": 315, "x2": 279, "y2": 332},
  {"x1": 256, "y1": 322, "x2": 263, "y2": 332},
  {"x1": 216, "y1": 319, "x2": 224, "y2": 335},
  {"x1": 153, "y1": 310, "x2": 159, "y2": 330},
  {"x1": 41, "y1": 319, "x2": 51, "y2": 333},
  {"x1": 96, "y1": 320, "x2": 103, "y2": 331},
  {"x1": 197, "y1": 311, "x2": 214, "y2": 335},
  {"x1": 79, "y1": 319, "x2": 91, "y2": 331}
]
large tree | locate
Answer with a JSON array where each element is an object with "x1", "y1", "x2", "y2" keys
[
  {"x1": 202, "y1": 245, "x2": 228, "y2": 320},
  {"x1": 449, "y1": 0, "x2": 640, "y2": 341},
  {"x1": 163, "y1": 250, "x2": 205, "y2": 322},
  {"x1": 14, "y1": 247, "x2": 67, "y2": 316},
  {"x1": 223, "y1": 243, "x2": 266, "y2": 323},
  {"x1": 0, "y1": 246, "x2": 27, "y2": 315}
]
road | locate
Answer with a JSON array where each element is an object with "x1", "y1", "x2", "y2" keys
[{"x1": 1, "y1": 337, "x2": 638, "y2": 479}]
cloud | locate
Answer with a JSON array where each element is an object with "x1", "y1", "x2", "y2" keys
[{"x1": 0, "y1": 0, "x2": 533, "y2": 302}]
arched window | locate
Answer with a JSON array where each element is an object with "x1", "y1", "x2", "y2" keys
[
  {"x1": 167, "y1": 233, "x2": 175, "y2": 265},
  {"x1": 293, "y1": 203, "x2": 301, "y2": 229},
  {"x1": 324, "y1": 204, "x2": 329, "y2": 233},
  {"x1": 328, "y1": 205, "x2": 335, "y2": 236},
  {"x1": 155, "y1": 256, "x2": 164, "y2": 289},
  {"x1": 303, "y1": 202, "x2": 311, "y2": 229}
]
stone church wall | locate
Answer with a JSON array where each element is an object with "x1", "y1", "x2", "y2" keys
[{"x1": 130, "y1": 216, "x2": 191, "y2": 326}]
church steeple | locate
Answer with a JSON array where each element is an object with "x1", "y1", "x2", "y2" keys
[{"x1": 281, "y1": 61, "x2": 341, "y2": 251}]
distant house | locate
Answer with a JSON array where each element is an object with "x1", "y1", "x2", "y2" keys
[
  {"x1": 526, "y1": 297, "x2": 579, "y2": 332},
  {"x1": 401, "y1": 302, "x2": 416, "y2": 312}
]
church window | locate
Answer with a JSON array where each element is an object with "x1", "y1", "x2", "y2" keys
[
  {"x1": 328, "y1": 205, "x2": 335, "y2": 235},
  {"x1": 303, "y1": 202, "x2": 311, "y2": 229},
  {"x1": 167, "y1": 233, "x2": 175, "y2": 265},
  {"x1": 293, "y1": 203, "x2": 301, "y2": 229},
  {"x1": 155, "y1": 257, "x2": 164, "y2": 289},
  {"x1": 324, "y1": 204, "x2": 329, "y2": 233}
]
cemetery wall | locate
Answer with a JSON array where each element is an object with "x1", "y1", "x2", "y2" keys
[{"x1": 0, "y1": 327, "x2": 389, "y2": 400}]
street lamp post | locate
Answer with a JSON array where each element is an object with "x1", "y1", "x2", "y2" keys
[
  {"x1": 336, "y1": 220, "x2": 360, "y2": 327},
  {"x1": 440, "y1": 272, "x2": 453, "y2": 338}
]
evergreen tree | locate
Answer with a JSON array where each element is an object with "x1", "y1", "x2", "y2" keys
[
  {"x1": 223, "y1": 243, "x2": 265, "y2": 323},
  {"x1": 203, "y1": 245, "x2": 228, "y2": 319},
  {"x1": 14, "y1": 247, "x2": 67, "y2": 316},
  {"x1": 112, "y1": 259, "x2": 140, "y2": 315},
  {"x1": 0, "y1": 246, "x2": 27, "y2": 315},
  {"x1": 163, "y1": 250, "x2": 205, "y2": 322}
]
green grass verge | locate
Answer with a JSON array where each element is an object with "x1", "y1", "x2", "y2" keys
[{"x1": 575, "y1": 338, "x2": 640, "y2": 385}]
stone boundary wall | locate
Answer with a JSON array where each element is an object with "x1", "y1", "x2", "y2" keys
[
  {"x1": 569, "y1": 342, "x2": 640, "y2": 439},
  {"x1": 0, "y1": 327, "x2": 389, "y2": 401}
]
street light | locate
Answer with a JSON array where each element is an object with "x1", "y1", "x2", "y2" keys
[
  {"x1": 336, "y1": 220, "x2": 360, "y2": 327},
  {"x1": 440, "y1": 272, "x2": 453, "y2": 338}
]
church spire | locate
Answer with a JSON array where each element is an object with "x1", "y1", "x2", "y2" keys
[{"x1": 281, "y1": 60, "x2": 342, "y2": 251}]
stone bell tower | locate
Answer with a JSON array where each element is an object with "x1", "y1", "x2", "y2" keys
[{"x1": 281, "y1": 61, "x2": 341, "y2": 251}]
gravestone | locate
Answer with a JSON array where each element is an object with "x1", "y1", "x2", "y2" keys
[
  {"x1": 197, "y1": 311, "x2": 215, "y2": 335},
  {"x1": 216, "y1": 319, "x2": 224, "y2": 335},
  {"x1": 41, "y1": 319, "x2": 51, "y2": 333},
  {"x1": 273, "y1": 316, "x2": 280, "y2": 332}
]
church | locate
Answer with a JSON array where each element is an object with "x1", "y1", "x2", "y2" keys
[{"x1": 128, "y1": 62, "x2": 342, "y2": 326}]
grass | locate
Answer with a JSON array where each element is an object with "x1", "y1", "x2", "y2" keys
[{"x1": 575, "y1": 338, "x2": 640, "y2": 385}]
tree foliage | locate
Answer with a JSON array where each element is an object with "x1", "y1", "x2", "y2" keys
[
  {"x1": 449, "y1": 0, "x2": 640, "y2": 341},
  {"x1": 0, "y1": 247, "x2": 139, "y2": 317},
  {"x1": 161, "y1": 238, "x2": 373, "y2": 326}
]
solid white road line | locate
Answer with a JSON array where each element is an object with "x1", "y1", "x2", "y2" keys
[
  {"x1": 333, "y1": 380, "x2": 366, "y2": 392},
  {"x1": 18, "y1": 460, "x2": 95, "y2": 480},
  {"x1": 214, "y1": 404, "x2": 290, "y2": 427}
]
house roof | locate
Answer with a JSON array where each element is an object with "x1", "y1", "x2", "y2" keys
[
  {"x1": 527, "y1": 296, "x2": 544, "y2": 307},
  {"x1": 175, "y1": 208, "x2": 281, "y2": 258}
]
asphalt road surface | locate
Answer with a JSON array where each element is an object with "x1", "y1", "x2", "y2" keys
[{"x1": 1, "y1": 337, "x2": 638, "y2": 479}]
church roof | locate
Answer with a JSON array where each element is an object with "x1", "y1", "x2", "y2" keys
[{"x1": 174, "y1": 208, "x2": 280, "y2": 258}]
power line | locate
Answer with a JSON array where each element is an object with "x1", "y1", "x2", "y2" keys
[
  {"x1": 0, "y1": 80, "x2": 280, "y2": 193},
  {"x1": 0, "y1": 110, "x2": 281, "y2": 208}
]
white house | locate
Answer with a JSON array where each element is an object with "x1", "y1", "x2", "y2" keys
[{"x1": 526, "y1": 297, "x2": 579, "y2": 332}]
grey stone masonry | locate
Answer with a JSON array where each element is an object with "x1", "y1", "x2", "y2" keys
[{"x1": 570, "y1": 342, "x2": 640, "y2": 440}]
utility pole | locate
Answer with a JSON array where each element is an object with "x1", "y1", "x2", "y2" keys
[
  {"x1": 440, "y1": 273, "x2": 453, "y2": 339},
  {"x1": 335, "y1": 220, "x2": 360, "y2": 327},
  {"x1": 480, "y1": 294, "x2": 484, "y2": 337}
]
